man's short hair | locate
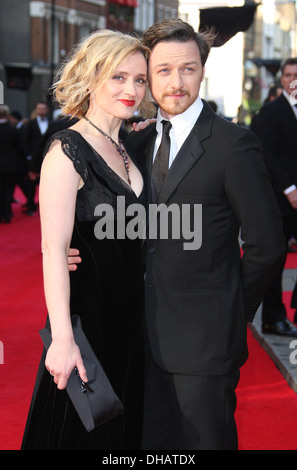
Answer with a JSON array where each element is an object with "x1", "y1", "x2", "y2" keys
[
  {"x1": 281, "y1": 57, "x2": 297, "y2": 74},
  {"x1": 142, "y1": 18, "x2": 215, "y2": 67}
]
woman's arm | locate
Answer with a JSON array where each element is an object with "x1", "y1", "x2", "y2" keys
[{"x1": 39, "y1": 141, "x2": 87, "y2": 389}]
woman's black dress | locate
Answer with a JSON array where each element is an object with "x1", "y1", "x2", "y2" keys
[{"x1": 21, "y1": 129, "x2": 145, "y2": 450}]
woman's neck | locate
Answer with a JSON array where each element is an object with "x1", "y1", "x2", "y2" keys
[{"x1": 84, "y1": 112, "x2": 122, "y2": 143}]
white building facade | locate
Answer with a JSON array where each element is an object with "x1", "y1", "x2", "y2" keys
[{"x1": 179, "y1": 0, "x2": 246, "y2": 118}]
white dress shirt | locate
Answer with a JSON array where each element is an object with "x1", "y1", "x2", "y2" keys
[
  {"x1": 37, "y1": 115, "x2": 48, "y2": 135},
  {"x1": 153, "y1": 97, "x2": 204, "y2": 168},
  {"x1": 283, "y1": 89, "x2": 297, "y2": 119}
]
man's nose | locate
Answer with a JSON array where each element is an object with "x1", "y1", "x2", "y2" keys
[{"x1": 170, "y1": 70, "x2": 184, "y2": 90}]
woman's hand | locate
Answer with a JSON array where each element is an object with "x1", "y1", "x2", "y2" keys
[{"x1": 45, "y1": 339, "x2": 88, "y2": 390}]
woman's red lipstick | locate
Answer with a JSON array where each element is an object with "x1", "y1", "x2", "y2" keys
[{"x1": 119, "y1": 99, "x2": 135, "y2": 107}]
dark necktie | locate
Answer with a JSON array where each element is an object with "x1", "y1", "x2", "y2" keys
[{"x1": 151, "y1": 120, "x2": 172, "y2": 203}]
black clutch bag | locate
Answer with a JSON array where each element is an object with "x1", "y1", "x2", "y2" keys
[{"x1": 39, "y1": 315, "x2": 124, "y2": 432}]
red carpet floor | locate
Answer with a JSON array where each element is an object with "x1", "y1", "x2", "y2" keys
[{"x1": 1, "y1": 188, "x2": 297, "y2": 450}]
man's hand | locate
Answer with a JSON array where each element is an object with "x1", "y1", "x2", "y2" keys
[
  {"x1": 286, "y1": 189, "x2": 297, "y2": 210},
  {"x1": 132, "y1": 118, "x2": 156, "y2": 132},
  {"x1": 68, "y1": 248, "x2": 81, "y2": 271},
  {"x1": 28, "y1": 171, "x2": 39, "y2": 181}
]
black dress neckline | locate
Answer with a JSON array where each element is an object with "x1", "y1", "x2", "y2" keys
[{"x1": 67, "y1": 128, "x2": 144, "y2": 199}]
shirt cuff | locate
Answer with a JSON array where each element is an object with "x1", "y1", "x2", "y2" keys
[{"x1": 284, "y1": 185, "x2": 297, "y2": 195}]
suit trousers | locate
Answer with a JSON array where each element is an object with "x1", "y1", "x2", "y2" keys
[
  {"x1": 0, "y1": 172, "x2": 15, "y2": 221},
  {"x1": 141, "y1": 345, "x2": 240, "y2": 450},
  {"x1": 262, "y1": 214, "x2": 297, "y2": 322}
]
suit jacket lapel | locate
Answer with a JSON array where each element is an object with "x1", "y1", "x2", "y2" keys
[
  {"x1": 279, "y1": 93, "x2": 297, "y2": 123},
  {"x1": 157, "y1": 101, "x2": 215, "y2": 204}
]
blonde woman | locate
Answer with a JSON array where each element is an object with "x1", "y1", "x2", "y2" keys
[{"x1": 21, "y1": 30, "x2": 155, "y2": 450}]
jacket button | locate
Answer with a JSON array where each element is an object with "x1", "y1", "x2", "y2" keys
[{"x1": 148, "y1": 245, "x2": 155, "y2": 254}]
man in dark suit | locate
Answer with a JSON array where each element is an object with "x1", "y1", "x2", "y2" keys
[
  {"x1": 29, "y1": 113, "x2": 79, "y2": 176},
  {"x1": 124, "y1": 19, "x2": 285, "y2": 450},
  {"x1": 68, "y1": 19, "x2": 285, "y2": 449},
  {"x1": 0, "y1": 105, "x2": 19, "y2": 222},
  {"x1": 23, "y1": 101, "x2": 52, "y2": 214},
  {"x1": 8, "y1": 110, "x2": 30, "y2": 206},
  {"x1": 255, "y1": 58, "x2": 297, "y2": 336}
]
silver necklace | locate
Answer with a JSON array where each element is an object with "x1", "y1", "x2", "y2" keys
[{"x1": 84, "y1": 116, "x2": 131, "y2": 185}]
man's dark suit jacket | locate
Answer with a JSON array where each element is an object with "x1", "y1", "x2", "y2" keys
[
  {"x1": 125, "y1": 101, "x2": 285, "y2": 377},
  {"x1": 29, "y1": 117, "x2": 78, "y2": 173},
  {"x1": 24, "y1": 118, "x2": 49, "y2": 158},
  {"x1": 254, "y1": 93, "x2": 297, "y2": 216},
  {"x1": 0, "y1": 121, "x2": 19, "y2": 172}
]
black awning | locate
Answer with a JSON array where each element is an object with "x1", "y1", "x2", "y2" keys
[
  {"x1": 199, "y1": 4, "x2": 258, "y2": 47},
  {"x1": 252, "y1": 58, "x2": 281, "y2": 76}
]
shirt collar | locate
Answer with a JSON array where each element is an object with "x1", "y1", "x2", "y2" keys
[
  {"x1": 283, "y1": 89, "x2": 297, "y2": 106},
  {"x1": 156, "y1": 96, "x2": 204, "y2": 134}
]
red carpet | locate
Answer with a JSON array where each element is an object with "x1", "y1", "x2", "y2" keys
[
  {"x1": 236, "y1": 251, "x2": 297, "y2": 450},
  {"x1": 0, "y1": 190, "x2": 46, "y2": 450},
  {"x1": 1, "y1": 188, "x2": 297, "y2": 450},
  {"x1": 236, "y1": 328, "x2": 297, "y2": 450}
]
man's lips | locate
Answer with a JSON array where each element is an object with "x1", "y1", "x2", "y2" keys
[
  {"x1": 119, "y1": 99, "x2": 136, "y2": 107},
  {"x1": 168, "y1": 94, "x2": 185, "y2": 99},
  {"x1": 165, "y1": 91, "x2": 189, "y2": 99}
]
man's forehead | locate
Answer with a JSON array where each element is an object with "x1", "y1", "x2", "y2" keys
[
  {"x1": 149, "y1": 40, "x2": 201, "y2": 64},
  {"x1": 283, "y1": 64, "x2": 297, "y2": 74}
]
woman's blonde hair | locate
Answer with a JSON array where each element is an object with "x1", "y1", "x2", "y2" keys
[{"x1": 53, "y1": 29, "x2": 155, "y2": 119}]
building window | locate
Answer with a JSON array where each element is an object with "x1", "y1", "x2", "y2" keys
[
  {"x1": 80, "y1": 24, "x2": 92, "y2": 40},
  {"x1": 157, "y1": 5, "x2": 177, "y2": 23},
  {"x1": 134, "y1": 0, "x2": 154, "y2": 32}
]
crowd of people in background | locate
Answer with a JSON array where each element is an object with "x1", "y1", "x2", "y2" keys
[
  {"x1": 0, "y1": 101, "x2": 143, "y2": 224},
  {"x1": 0, "y1": 101, "x2": 77, "y2": 223}
]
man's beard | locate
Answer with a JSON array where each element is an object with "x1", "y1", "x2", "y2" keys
[{"x1": 160, "y1": 89, "x2": 193, "y2": 116}]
